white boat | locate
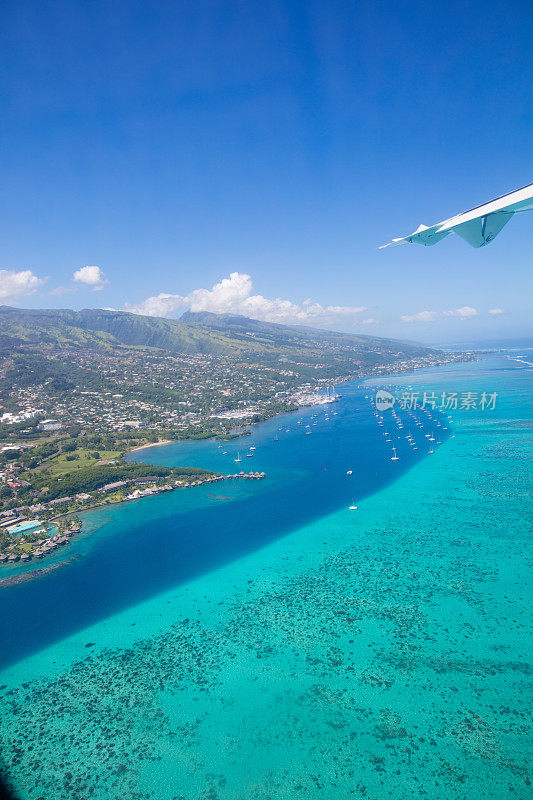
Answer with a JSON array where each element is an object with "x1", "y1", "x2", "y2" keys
[
  {"x1": 349, "y1": 505, "x2": 358, "y2": 510},
  {"x1": 234, "y1": 453, "x2": 242, "y2": 463},
  {"x1": 346, "y1": 470, "x2": 352, "y2": 475},
  {"x1": 391, "y1": 447, "x2": 399, "y2": 461}
]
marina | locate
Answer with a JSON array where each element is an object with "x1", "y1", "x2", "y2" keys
[
  {"x1": 0, "y1": 356, "x2": 531, "y2": 800},
  {"x1": 0, "y1": 358, "x2": 531, "y2": 800}
]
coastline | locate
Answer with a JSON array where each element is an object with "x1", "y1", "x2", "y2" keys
[
  {"x1": 0, "y1": 469, "x2": 266, "y2": 572},
  {"x1": 1, "y1": 358, "x2": 473, "y2": 571},
  {"x1": 128, "y1": 439, "x2": 173, "y2": 452},
  {"x1": 0, "y1": 356, "x2": 530, "y2": 800},
  {"x1": 121, "y1": 354, "x2": 477, "y2": 452}
]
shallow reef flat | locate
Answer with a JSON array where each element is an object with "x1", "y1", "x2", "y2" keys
[{"x1": 1, "y1": 370, "x2": 532, "y2": 800}]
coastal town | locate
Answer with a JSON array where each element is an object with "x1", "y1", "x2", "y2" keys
[{"x1": 0, "y1": 339, "x2": 473, "y2": 565}]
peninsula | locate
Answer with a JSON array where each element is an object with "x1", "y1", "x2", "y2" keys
[{"x1": 0, "y1": 306, "x2": 473, "y2": 563}]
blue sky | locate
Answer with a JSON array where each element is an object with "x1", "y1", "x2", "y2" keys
[{"x1": 1, "y1": 0, "x2": 532, "y2": 343}]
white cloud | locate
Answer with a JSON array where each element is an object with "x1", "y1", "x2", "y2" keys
[
  {"x1": 0, "y1": 269, "x2": 45, "y2": 301},
  {"x1": 400, "y1": 310, "x2": 441, "y2": 323},
  {"x1": 400, "y1": 306, "x2": 479, "y2": 323},
  {"x1": 49, "y1": 285, "x2": 76, "y2": 297},
  {"x1": 126, "y1": 292, "x2": 186, "y2": 318},
  {"x1": 359, "y1": 318, "x2": 379, "y2": 325},
  {"x1": 73, "y1": 265, "x2": 107, "y2": 290},
  {"x1": 126, "y1": 272, "x2": 368, "y2": 325},
  {"x1": 452, "y1": 306, "x2": 479, "y2": 318},
  {"x1": 489, "y1": 307, "x2": 505, "y2": 315}
]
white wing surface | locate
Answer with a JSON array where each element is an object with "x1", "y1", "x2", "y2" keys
[{"x1": 380, "y1": 183, "x2": 533, "y2": 249}]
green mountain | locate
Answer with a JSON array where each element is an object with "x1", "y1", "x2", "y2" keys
[
  {"x1": 180, "y1": 310, "x2": 431, "y2": 357},
  {"x1": 0, "y1": 306, "x2": 235, "y2": 354},
  {"x1": 0, "y1": 305, "x2": 436, "y2": 364}
]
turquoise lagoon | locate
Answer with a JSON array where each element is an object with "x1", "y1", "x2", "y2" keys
[{"x1": 0, "y1": 356, "x2": 531, "y2": 799}]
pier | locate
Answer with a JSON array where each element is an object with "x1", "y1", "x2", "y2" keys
[{"x1": 0, "y1": 472, "x2": 266, "y2": 567}]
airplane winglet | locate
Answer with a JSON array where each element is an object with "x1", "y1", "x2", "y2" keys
[{"x1": 379, "y1": 183, "x2": 533, "y2": 250}]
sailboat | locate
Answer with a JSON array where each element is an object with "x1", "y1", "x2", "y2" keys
[
  {"x1": 234, "y1": 452, "x2": 242, "y2": 463},
  {"x1": 391, "y1": 446, "x2": 399, "y2": 461},
  {"x1": 349, "y1": 501, "x2": 358, "y2": 510}
]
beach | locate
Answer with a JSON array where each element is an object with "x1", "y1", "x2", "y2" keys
[
  {"x1": 0, "y1": 355, "x2": 531, "y2": 800},
  {"x1": 128, "y1": 439, "x2": 174, "y2": 452}
]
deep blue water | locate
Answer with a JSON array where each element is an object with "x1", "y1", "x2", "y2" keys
[
  {"x1": 2, "y1": 355, "x2": 531, "y2": 800},
  {"x1": 0, "y1": 379, "x2": 449, "y2": 668}
]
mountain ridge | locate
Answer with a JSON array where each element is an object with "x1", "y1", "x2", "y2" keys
[
  {"x1": 0, "y1": 305, "x2": 437, "y2": 365},
  {"x1": 180, "y1": 310, "x2": 428, "y2": 348}
]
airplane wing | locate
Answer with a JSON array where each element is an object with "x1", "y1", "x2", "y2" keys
[{"x1": 380, "y1": 182, "x2": 533, "y2": 249}]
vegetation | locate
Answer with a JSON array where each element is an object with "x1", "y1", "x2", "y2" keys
[
  {"x1": 32, "y1": 463, "x2": 210, "y2": 501},
  {"x1": 0, "y1": 307, "x2": 469, "y2": 538},
  {"x1": 0, "y1": 305, "x2": 436, "y2": 362}
]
